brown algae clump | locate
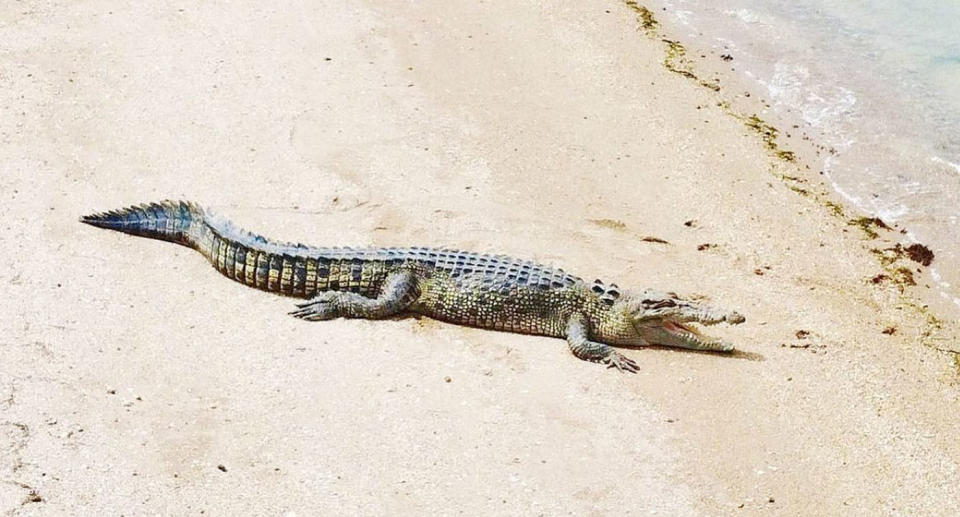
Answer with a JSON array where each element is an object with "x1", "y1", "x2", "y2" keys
[
  {"x1": 824, "y1": 201, "x2": 845, "y2": 218},
  {"x1": 741, "y1": 115, "x2": 796, "y2": 162},
  {"x1": 662, "y1": 39, "x2": 697, "y2": 81},
  {"x1": 778, "y1": 174, "x2": 810, "y2": 196},
  {"x1": 641, "y1": 236, "x2": 670, "y2": 244},
  {"x1": 776, "y1": 150, "x2": 797, "y2": 162},
  {"x1": 867, "y1": 241, "x2": 935, "y2": 293},
  {"x1": 870, "y1": 242, "x2": 933, "y2": 266},
  {"x1": 589, "y1": 218, "x2": 628, "y2": 230},
  {"x1": 904, "y1": 243, "x2": 935, "y2": 266},
  {"x1": 849, "y1": 216, "x2": 891, "y2": 239},
  {"x1": 624, "y1": 1, "x2": 658, "y2": 34},
  {"x1": 745, "y1": 115, "x2": 778, "y2": 149},
  {"x1": 890, "y1": 267, "x2": 916, "y2": 287}
]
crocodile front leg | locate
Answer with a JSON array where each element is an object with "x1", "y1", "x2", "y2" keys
[
  {"x1": 565, "y1": 313, "x2": 639, "y2": 373},
  {"x1": 289, "y1": 270, "x2": 421, "y2": 321}
]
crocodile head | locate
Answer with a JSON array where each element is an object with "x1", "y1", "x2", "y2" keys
[{"x1": 623, "y1": 290, "x2": 745, "y2": 352}]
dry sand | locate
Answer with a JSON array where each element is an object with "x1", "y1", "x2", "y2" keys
[{"x1": 3, "y1": 0, "x2": 959, "y2": 515}]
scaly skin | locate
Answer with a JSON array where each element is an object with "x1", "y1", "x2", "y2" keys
[{"x1": 81, "y1": 201, "x2": 745, "y2": 372}]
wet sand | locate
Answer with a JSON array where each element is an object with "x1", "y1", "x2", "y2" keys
[{"x1": 2, "y1": 0, "x2": 959, "y2": 515}]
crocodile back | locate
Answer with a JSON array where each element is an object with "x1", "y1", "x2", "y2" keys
[
  {"x1": 82, "y1": 201, "x2": 585, "y2": 307},
  {"x1": 357, "y1": 247, "x2": 582, "y2": 289}
]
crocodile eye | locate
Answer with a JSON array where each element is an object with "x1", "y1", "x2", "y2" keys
[{"x1": 643, "y1": 299, "x2": 676, "y2": 309}]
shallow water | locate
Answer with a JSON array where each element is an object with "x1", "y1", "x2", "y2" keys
[{"x1": 651, "y1": 0, "x2": 960, "y2": 311}]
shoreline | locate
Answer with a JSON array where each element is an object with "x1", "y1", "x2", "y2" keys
[
  {"x1": 633, "y1": 0, "x2": 960, "y2": 326},
  {"x1": 3, "y1": 0, "x2": 960, "y2": 514},
  {"x1": 622, "y1": 1, "x2": 959, "y2": 361}
]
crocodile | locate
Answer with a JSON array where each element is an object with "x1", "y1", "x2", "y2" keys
[{"x1": 80, "y1": 200, "x2": 745, "y2": 372}]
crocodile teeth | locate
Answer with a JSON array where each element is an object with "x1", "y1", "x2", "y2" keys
[
  {"x1": 664, "y1": 321, "x2": 702, "y2": 335},
  {"x1": 664, "y1": 321, "x2": 732, "y2": 351}
]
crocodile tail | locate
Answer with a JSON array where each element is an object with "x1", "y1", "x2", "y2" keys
[{"x1": 79, "y1": 200, "x2": 205, "y2": 248}]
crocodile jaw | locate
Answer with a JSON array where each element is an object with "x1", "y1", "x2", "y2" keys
[
  {"x1": 635, "y1": 319, "x2": 738, "y2": 352},
  {"x1": 664, "y1": 320, "x2": 734, "y2": 352}
]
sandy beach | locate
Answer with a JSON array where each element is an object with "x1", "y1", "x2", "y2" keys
[{"x1": 3, "y1": 0, "x2": 959, "y2": 515}]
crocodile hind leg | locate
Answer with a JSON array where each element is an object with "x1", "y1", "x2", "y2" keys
[
  {"x1": 289, "y1": 270, "x2": 420, "y2": 321},
  {"x1": 565, "y1": 313, "x2": 639, "y2": 373}
]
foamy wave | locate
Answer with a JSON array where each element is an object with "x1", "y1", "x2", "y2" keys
[
  {"x1": 759, "y1": 62, "x2": 858, "y2": 128},
  {"x1": 931, "y1": 156, "x2": 960, "y2": 175}
]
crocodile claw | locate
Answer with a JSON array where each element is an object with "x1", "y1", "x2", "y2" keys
[
  {"x1": 602, "y1": 351, "x2": 639, "y2": 373},
  {"x1": 289, "y1": 296, "x2": 339, "y2": 321}
]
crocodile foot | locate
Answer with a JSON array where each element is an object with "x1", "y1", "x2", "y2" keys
[
  {"x1": 289, "y1": 294, "x2": 340, "y2": 321},
  {"x1": 601, "y1": 351, "x2": 639, "y2": 373}
]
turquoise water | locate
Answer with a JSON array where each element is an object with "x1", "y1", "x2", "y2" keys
[
  {"x1": 651, "y1": 0, "x2": 960, "y2": 311},
  {"x1": 758, "y1": 0, "x2": 960, "y2": 157}
]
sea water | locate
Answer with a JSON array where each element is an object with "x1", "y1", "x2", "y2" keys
[{"x1": 649, "y1": 0, "x2": 960, "y2": 313}]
